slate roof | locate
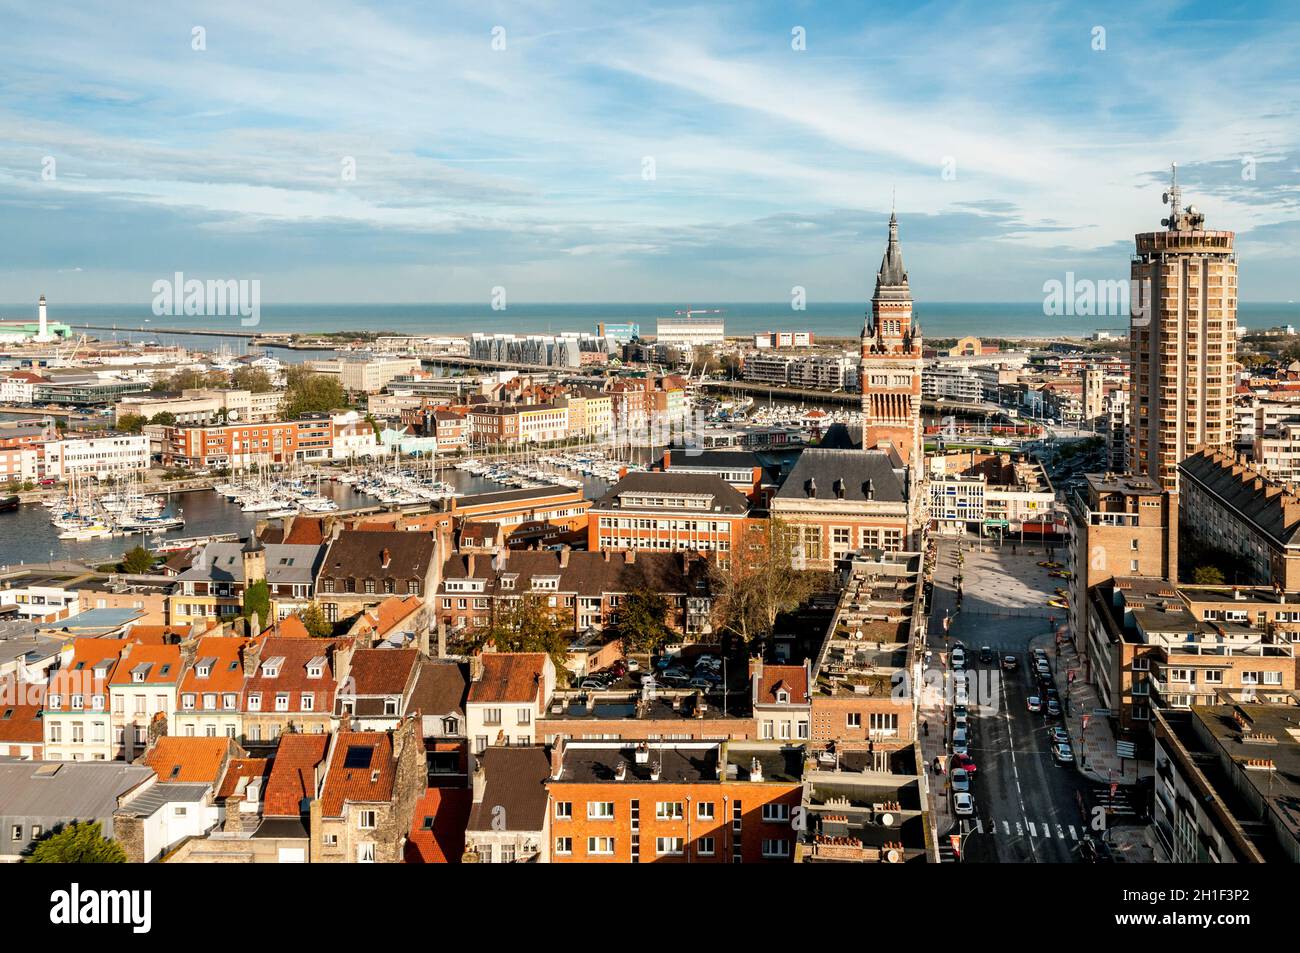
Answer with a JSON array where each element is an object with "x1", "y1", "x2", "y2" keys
[
  {"x1": 319, "y1": 530, "x2": 438, "y2": 585},
  {"x1": 591, "y1": 471, "x2": 750, "y2": 514},
  {"x1": 175, "y1": 542, "x2": 324, "y2": 585},
  {"x1": 1179, "y1": 448, "x2": 1300, "y2": 546},
  {"x1": 407, "y1": 660, "x2": 468, "y2": 718},
  {"x1": 876, "y1": 211, "x2": 909, "y2": 289},
  {"x1": 466, "y1": 746, "x2": 550, "y2": 832},
  {"x1": 0, "y1": 761, "x2": 153, "y2": 820},
  {"x1": 552, "y1": 743, "x2": 720, "y2": 784},
  {"x1": 774, "y1": 449, "x2": 907, "y2": 503}
]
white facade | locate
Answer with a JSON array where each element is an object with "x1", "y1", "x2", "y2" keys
[
  {"x1": 43, "y1": 433, "x2": 150, "y2": 479},
  {"x1": 656, "y1": 316, "x2": 725, "y2": 347}
]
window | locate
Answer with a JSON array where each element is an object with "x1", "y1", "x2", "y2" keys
[
  {"x1": 248, "y1": 693, "x2": 262, "y2": 711},
  {"x1": 587, "y1": 801, "x2": 615, "y2": 820},
  {"x1": 869, "y1": 713, "x2": 899, "y2": 736},
  {"x1": 483, "y1": 708, "x2": 502, "y2": 726},
  {"x1": 656, "y1": 801, "x2": 684, "y2": 820},
  {"x1": 761, "y1": 839, "x2": 791, "y2": 858},
  {"x1": 762, "y1": 803, "x2": 789, "y2": 823},
  {"x1": 655, "y1": 837, "x2": 684, "y2": 856},
  {"x1": 587, "y1": 836, "x2": 615, "y2": 856},
  {"x1": 301, "y1": 693, "x2": 314, "y2": 711},
  {"x1": 10, "y1": 824, "x2": 21, "y2": 841},
  {"x1": 555, "y1": 836, "x2": 573, "y2": 856},
  {"x1": 846, "y1": 712, "x2": 862, "y2": 729},
  {"x1": 359, "y1": 810, "x2": 376, "y2": 830},
  {"x1": 516, "y1": 708, "x2": 531, "y2": 725},
  {"x1": 275, "y1": 693, "x2": 290, "y2": 712},
  {"x1": 555, "y1": 801, "x2": 572, "y2": 820},
  {"x1": 698, "y1": 836, "x2": 715, "y2": 856},
  {"x1": 356, "y1": 842, "x2": 376, "y2": 863},
  {"x1": 500, "y1": 844, "x2": 517, "y2": 863},
  {"x1": 697, "y1": 801, "x2": 715, "y2": 820}
]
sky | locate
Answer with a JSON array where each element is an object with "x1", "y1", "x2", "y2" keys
[{"x1": 1, "y1": 0, "x2": 1298, "y2": 309}]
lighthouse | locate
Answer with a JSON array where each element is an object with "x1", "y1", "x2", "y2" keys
[{"x1": 34, "y1": 294, "x2": 55, "y2": 343}]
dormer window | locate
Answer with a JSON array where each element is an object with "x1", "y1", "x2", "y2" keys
[
  {"x1": 306, "y1": 656, "x2": 326, "y2": 679},
  {"x1": 261, "y1": 657, "x2": 285, "y2": 678},
  {"x1": 776, "y1": 690, "x2": 789, "y2": 704}
]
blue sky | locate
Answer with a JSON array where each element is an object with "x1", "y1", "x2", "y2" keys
[{"x1": 1, "y1": 0, "x2": 1298, "y2": 308}]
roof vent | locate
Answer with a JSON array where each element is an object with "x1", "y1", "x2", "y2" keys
[
  {"x1": 634, "y1": 743, "x2": 650, "y2": 764},
  {"x1": 615, "y1": 761, "x2": 628, "y2": 781}
]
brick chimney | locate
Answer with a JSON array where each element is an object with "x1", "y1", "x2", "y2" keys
[
  {"x1": 662, "y1": 450, "x2": 671, "y2": 471},
  {"x1": 242, "y1": 638, "x2": 262, "y2": 677},
  {"x1": 550, "y1": 736, "x2": 566, "y2": 780},
  {"x1": 559, "y1": 546, "x2": 570, "y2": 568},
  {"x1": 625, "y1": 548, "x2": 636, "y2": 565},
  {"x1": 380, "y1": 548, "x2": 391, "y2": 570}
]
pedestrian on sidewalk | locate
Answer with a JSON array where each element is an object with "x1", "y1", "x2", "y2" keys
[{"x1": 923, "y1": 721, "x2": 929, "y2": 737}]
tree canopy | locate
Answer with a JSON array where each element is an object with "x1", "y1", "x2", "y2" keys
[
  {"x1": 120, "y1": 544, "x2": 155, "y2": 575},
  {"x1": 27, "y1": 821, "x2": 126, "y2": 863},
  {"x1": 231, "y1": 366, "x2": 275, "y2": 394},
  {"x1": 300, "y1": 602, "x2": 334, "y2": 638},
  {"x1": 710, "y1": 518, "x2": 819, "y2": 647},
  {"x1": 282, "y1": 366, "x2": 348, "y2": 419},
  {"x1": 610, "y1": 588, "x2": 673, "y2": 654},
  {"x1": 470, "y1": 595, "x2": 570, "y2": 671},
  {"x1": 241, "y1": 579, "x2": 271, "y2": 631}
]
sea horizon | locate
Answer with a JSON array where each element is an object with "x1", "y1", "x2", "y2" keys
[{"x1": 6, "y1": 300, "x2": 1300, "y2": 343}]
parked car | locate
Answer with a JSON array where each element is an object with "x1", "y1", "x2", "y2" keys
[
  {"x1": 951, "y1": 753, "x2": 977, "y2": 774},
  {"x1": 1027, "y1": 695, "x2": 1042, "y2": 713},
  {"x1": 952, "y1": 727, "x2": 969, "y2": 756},
  {"x1": 953, "y1": 792, "x2": 975, "y2": 816},
  {"x1": 625, "y1": 658, "x2": 641, "y2": 673},
  {"x1": 951, "y1": 767, "x2": 971, "y2": 793},
  {"x1": 1001, "y1": 655, "x2": 1018, "y2": 672},
  {"x1": 1049, "y1": 726, "x2": 1070, "y2": 745},
  {"x1": 1052, "y1": 742, "x2": 1074, "y2": 764},
  {"x1": 951, "y1": 648, "x2": 966, "y2": 668},
  {"x1": 1046, "y1": 697, "x2": 1062, "y2": 717},
  {"x1": 579, "y1": 677, "x2": 606, "y2": 690},
  {"x1": 688, "y1": 677, "x2": 714, "y2": 690}
]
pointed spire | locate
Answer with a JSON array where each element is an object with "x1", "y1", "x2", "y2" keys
[{"x1": 877, "y1": 211, "x2": 907, "y2": 288}]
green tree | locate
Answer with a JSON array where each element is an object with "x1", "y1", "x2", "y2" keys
[
  {"x1": 149, "y1": 411, "x2": 177, "y2": 427},
  {"x1": 242, "y1": 579, "x2": 271, "y2": 629},
  {"x1": 27, "y1": 821, "x2": 126, "y2": 863},
  {"x1": 1192, "y1": 565, "x2": 1226, "y2": 586},
  {"x1": 300, "y1": 601, "x2": 334, "y2": 638},
  {"x1": 282, "y1": 366, "x2": 347, "y2": 419},
  {"x1": 120, "y1": 545, "x2": 155, "y2": 574},
  {"x1": 471, "y1": 595, "x2": 570, "y2": 670},
  {"x1": 165, "y1": 368, "x2": 210, "y2": 392},
  {"x1": 116, "y1": 413, "x2": 147, "y2": 434},
  {"x1": 231, "y1": 366, "x2": 275, "y2": 393},
  {"x1": 710, "y1": 518, "x2": 818, "y2": 645},
  {"x1": 611, "y1": 588, "x2": 673, "y2": 654}
]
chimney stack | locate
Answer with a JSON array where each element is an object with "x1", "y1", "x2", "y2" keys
[
  {"x1": 625, "y1": 548, "x2": 636, "y2": 565},
  {"x1": 550, "y1": 736, "x2": 566, "y2": 780}
]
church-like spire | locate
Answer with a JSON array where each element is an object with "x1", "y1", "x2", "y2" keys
[{"x1": 877, "y1": 211, "x2": 908, "y2": 288}]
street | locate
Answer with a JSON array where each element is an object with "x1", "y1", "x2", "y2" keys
[{"x1": 923, "y1": 536, "x2": 1094, "y2": 862}]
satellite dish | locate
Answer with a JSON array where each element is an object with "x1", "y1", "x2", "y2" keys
[
  {"x1": 1162, "y1": 191, "x2": 1170, "y2": 204},
  {"x1": 886, "y1": 848, "x2": 902, "y2": 864},
  {"x1": 227, "y1": 410, "x2": 240, "y2": 421},
  {"x1": 879, "y1": 813, "x2": 896, "y2": 827}
]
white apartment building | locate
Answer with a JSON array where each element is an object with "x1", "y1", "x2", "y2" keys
[
  {"x1": 43, "y1": 433, "x2": 150, "y2": 479},
  {"x1": 655, "y1": 315, "x2": 725, "y2": 348}
]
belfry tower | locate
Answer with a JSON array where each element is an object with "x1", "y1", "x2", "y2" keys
[{"x1": 861, "y1": 211, "x2": 923, "y2": 470}]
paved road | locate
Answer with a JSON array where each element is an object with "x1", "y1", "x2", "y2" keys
[{"x1": 927, "y1": 537, "x2": 1093, "y2": 863}]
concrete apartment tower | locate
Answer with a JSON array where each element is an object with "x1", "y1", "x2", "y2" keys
[
  {"x1": 1129, "y1": 164, "x2": 1238, "y2": 493},
  {"x1": 861, "y1": 211, "x2": 923, "y2": 475}
]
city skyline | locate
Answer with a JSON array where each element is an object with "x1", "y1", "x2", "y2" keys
[{"x1": 2, "y1": 1, "x2": 1300, "y2": 307}]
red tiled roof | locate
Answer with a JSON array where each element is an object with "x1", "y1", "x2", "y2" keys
[
  {"x1": 404, "y1": 788, "x2": 471, "y2": 863},
  {"x1": 108, "y1": 644, "x2": 182, "y2": 686},
  {"x1": 0, "y1": 679, "x2": 46, "y2": 744},
  {"x1": 467, "y1": 652, "x2": 546, "y2": 704},
  {"x1": 318, "y1": 731, "x2": 396, "y2": 816},
  {"x1": 284, "y1": 516, "x2": 327, "y2": 546},
  {"x1": 179, "y1": 636, "x2": 249, "y2": 696},
  {"x1": 48, "y1": 638, "x2": 131, "y2": 697},
  {"x1": 216, "y1": 757, "x2": 271, "y2": 800},
  {"x1": 756, "y1": 664, "x2": 809, "y2": 705},
  {"x1": 355, "y1": 596, "x2": 423, "y2": 638},
  {"x1": 347, "y1": 649, "x2": 418, "y2": 695},
  {"x1": 262, "y1": 733, "x2": 330, "y2": 817},
  {"x1": 145, "y1": 736, "x2": 229, "y2": 784},
  {"x1": 273, "y1": 615, "x2": 311, "y2": 639},
  {"x1": 242, "y1": 637, "x2": 340, "y2": 714}
]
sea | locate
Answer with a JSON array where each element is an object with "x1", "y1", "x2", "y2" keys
[{"x1": 9, "y1": 301, "x2": 1300, "y2": 352}]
